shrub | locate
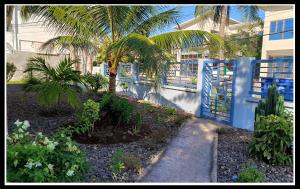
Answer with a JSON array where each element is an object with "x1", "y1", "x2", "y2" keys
[
  {"x1": 164, "y1": 106, "x2": 177, "y2": 115},
  {"x1": 111, "y1": 96, "x2": 134, "y2": 125},
  {"x1": 121, "y1": 154, "x2": 142, "y2": 172},
  {"x1": 7, "y1": 62, "x2": 17, "y2": 82},
  {"x1": 131, "y1": 112, "x2": 143, "y2": 135},
  {"x1": 237, "y1": 164, "x2": 266, "y2": 182},
  {"x1": 7, "y1": 120, "x2": 88, "y2": 182},
  {"x1": 151, "y1": 127, "x2": 169, "y2": 143},
  {"x1": 73, "y1": 99, "x2": 100, "y2": 135},
  {"x1": 22, "y1": 77, "x2": 42, "y2": 91},
  {"x1": 23, "y1": 57, "x2": 82, "y2": 108},
  {"x1": 82, "y1": 73, "x2": 108, "y2": 92},
  {"x1": 143, "y1": 101, "x2": 155, "y2": 112},
  {"x1": 143, "y1": 127, "x2": 169, "y2": 149},
  {"x1": 110, "y1": 148, "x2": 125, "y2": 175},
  {"x1": 249, "y1": 112, "x2": 293, "y2": 165}
]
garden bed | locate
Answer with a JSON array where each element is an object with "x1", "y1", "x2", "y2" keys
[
  {"x1": 217, "y1": 126, "x2": 293, "y2": 183},
  {"x1": 6, "y1": 84, "x2": 191, "y2": 182}
]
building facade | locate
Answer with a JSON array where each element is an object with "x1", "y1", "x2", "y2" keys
[
  {"x1": 260, "y1": 5, "x2": 294, "y2": 59},
  {"x1": 173, "y1": 16, "x2": 261, "y2": 62},
  {"x1": 5, "y1": 5, "x2": 95, "y2": 79}
]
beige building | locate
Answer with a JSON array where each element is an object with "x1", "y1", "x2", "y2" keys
[
  {"x1": 259, "y1": 5, "x2": 294, "y2": 59},
  {"x1": 173, "y1": 17, "x2": 256, "y2": 61}
]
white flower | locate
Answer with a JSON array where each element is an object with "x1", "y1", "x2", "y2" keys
[
  {"x1": 22, "y1": 121, "x2": 30, "y2": 130},
  {"x1": 47, "y1": 164, "x2": 54, "y2": 170},
  {"x1": 35, "y1": 162, "x2": 42, "y2": 168},
  {"x1": 43, "y1": 137, "x2": 50, "y2": 145},
  {"x1": 24, "y1": 161, "x2": 34, "y2": 169},
  {"x1": 32, "y1": 141, "x2": 36, "y2": 146},
  {"x1": 66, "y1": 169, "x2": 74, "y2": 177},
  {"x1": 37, "y1": 132, "x2": 43, "y2": 136},
  {"x1": 14, "y1": 120, "x2": 22, "y2": 127},
  {"x1": 47, "y1": 141, "x2": 58, "y2": 151},
  {"x1": 18, "y1": 128, "x2": 24, "y2": 133}
]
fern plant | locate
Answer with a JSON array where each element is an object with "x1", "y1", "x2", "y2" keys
[{"x1": 24, "y1": 56, "x2": 82, "y2": 108}]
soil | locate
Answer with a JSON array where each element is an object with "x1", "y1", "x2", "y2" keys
[
  {"x1": 6, "y1": 84, "x2": 192, "y2": 182},
  {"x1": 72, "y1": 120, "x2": 152, "y2": 144},
  {"x1": 217, "y1": 126, "x2": 293, "y2": 183}
]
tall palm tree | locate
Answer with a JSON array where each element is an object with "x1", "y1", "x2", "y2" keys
[
  {"x1": 21, "y1": 5, "x2": 223, "y2": 93},
  {"x1": 6, "y1": 5, "x2": 15, "y2": 31},
  {"x1": 40, "y1": 35, "x2": 99, "y2": 73},
  {"x1": 194, "y1": 5, "x2": 261, "y2": 59}
]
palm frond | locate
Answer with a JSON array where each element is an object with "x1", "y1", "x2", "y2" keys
[
  {"x1": 238, "y1": 5, "x2": 261, "y2": 22},
  {"x1": 132, "y1": 8, "x2": 181, "y2": 36},
  {"x1": 150, "y1": 30, "x2": 223, "y2": 51},
  {"x1": 40, "y1": 35, "x2": 99, "y2": 54}
]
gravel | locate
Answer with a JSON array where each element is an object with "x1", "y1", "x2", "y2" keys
[
  {"x1": 6, "y1": 84, "x2": 186, "y2": 182},
  {"x1": 217, "y1": 126, "x2": 293, "y2": 183}
]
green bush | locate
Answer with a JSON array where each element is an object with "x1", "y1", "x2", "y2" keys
[
  {"x1": 23, "y1": 57, "x2": 82, "y2": 108},
  {"x1": 111, "y1": 96, "x2": 134, "y2": 125},
  {"x1": 164, "y1": 106, "x2": 177, "y2": 115},
  {"x1": 73, "y1": 99, "x2": 100, "y2": 135},
  {"x1": 110, "y1": 148, "x2": 125, "y2": 175},
  {"x1": 249, "y1": 112, "x2": 293, "y2": 165},
  {"x1": 82, "y1": 73, "x2": 108, "y2": 92},
  {"x1": 7, "y1": 62, "x2": 17, "y2": 81},
  {"x1": 99, "y1": 93, "x2": 135, "y2": 126},
  {"x1": 7, "y1": 120, "x2": 88, "y2": 182},
  {"x1": 237, "y1": 164, "x2": 266, "y2": 182}
]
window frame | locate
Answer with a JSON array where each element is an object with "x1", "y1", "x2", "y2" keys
[{"x1": 269, "y1": 18, "x2": 294, "y2": 40}]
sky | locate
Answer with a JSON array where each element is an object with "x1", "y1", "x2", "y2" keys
[{"x1": 152, "y1": 5, "x2": 265, "y2": 35}]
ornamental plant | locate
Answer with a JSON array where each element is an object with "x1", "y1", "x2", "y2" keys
[
  {"x1": 73, "y1": 99, "x2": 100, "y2": 136},
  {"x1": 7, "y1": 120, "x2": 88, "y2": 182},
  {"x1": 236, "y1": 163, "x2": 266, "y2": 183},
  {"x1": 249, "y1": 112, "x2": 293, "y2": 165},
  {"x1": 82, "y1": 73, "x2": 108, "y2": 92},
  {"x1": 6, "y1": 62, "x2": 17, "y2": 81},
  {"x1": 110, "y1": 148, "x2": 125, "y2": 175}
]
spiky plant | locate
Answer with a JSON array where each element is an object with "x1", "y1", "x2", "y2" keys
[{"x1": 24, "y1": 56, "x2": 82, "y2": 108}]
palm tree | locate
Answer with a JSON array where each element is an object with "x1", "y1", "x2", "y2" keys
[
  {"x1": 194, "y1": 5, "x2": 261, "y2": 59},
  {"x1": 6, "y1": 5, "x2": 15, "y2": 31},
  {"x1": 24, "y1": 56, "x2": 82, "y2": 108},
  {"x1": 21, "y1": 5, "x2": 223, "y2": 93},
  {"x1": 40, "y1": 35, "x2": 99, "y2": 73}
]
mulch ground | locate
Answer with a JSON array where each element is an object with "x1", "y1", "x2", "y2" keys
[
  {"x1": 6, "y1": 84, "x2": 191, "y2": 182},
  {"x1": 217, "y1": 126, "x2": 293, "y2": 183}
]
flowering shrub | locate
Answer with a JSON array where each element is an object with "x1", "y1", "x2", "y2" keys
[{"x1": 7, "y1": 120, "x2": 88, "y2": 182}]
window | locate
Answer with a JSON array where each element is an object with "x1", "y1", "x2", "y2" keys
[{"x1": 269, "y1": 18, "x2": 294, "y2": 40}]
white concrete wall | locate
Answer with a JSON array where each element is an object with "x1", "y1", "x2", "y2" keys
[
  {"x1": 6, "y1": 51, "x2": 69, "y2": 81},
  {"x1": 7, "y1": 5, "x2": 62, "y2": 53}
]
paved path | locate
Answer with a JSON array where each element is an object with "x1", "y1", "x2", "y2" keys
[{"x1": 140, "y1": 118, "x2": 222, "y2": 183}]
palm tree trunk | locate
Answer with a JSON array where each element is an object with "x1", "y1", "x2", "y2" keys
[
  {"x1": 218, "y1": 6, "x2": 228, "y2": 60},
  {"x1": 108, "y1": 60, "x2": 117, "y2": 93},
  {"x1": 6, "y1": 6, "x2": 14, "y2": 31},
  {"x1": 89, "y1": 55, "x2": 93, "y2": 73}
]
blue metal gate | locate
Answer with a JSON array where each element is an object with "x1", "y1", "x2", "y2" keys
[{"x1": 200, "y1": 60, "x2": 237, "y2": 125}]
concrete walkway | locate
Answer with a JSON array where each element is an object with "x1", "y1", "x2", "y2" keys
[{"x1": 140, "y1": 118, "x2": 222, "y2": 183}]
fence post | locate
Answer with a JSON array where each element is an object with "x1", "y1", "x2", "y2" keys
[
  {"x1": 131, "y1": 63, "x2": 139, "y2": 83},
  {"x1": 161, "y1": 63, "x2": 168, "y2": 85},
  {"x1": 100, "y1": 63, "x2": 106, "y2": 76},
  {"x1": 197, "y1": 58, "x2": 207, "y2": 117},
  {"x1": 232, "y1": 57, "x2": 256, "y2": 130}
]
